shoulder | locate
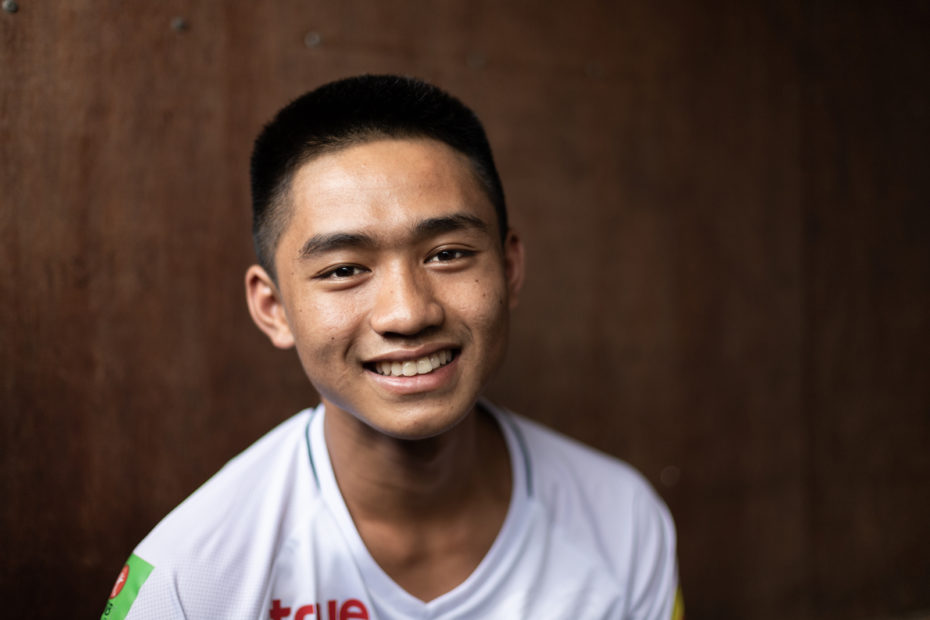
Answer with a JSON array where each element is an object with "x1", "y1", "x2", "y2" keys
[
  {"x1": 496, "y1": 406, "x2": 680, "y2": 618},
  {"x1": 138, "y1": 407, "x2": 319, "y2": 553},
  {"x1": 125, "y1": 408, "x2": 324, "y2": 617},
  {"x1": 507, "y1": 410, "x2": 665, "y2": 511}
]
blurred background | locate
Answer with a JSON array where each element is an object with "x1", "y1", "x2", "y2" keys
[{"x1": 2, "y1": 1, "x2": 928, "y2": 618}]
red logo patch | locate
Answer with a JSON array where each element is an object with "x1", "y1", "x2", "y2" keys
[
  {"x1": 109, "y1": 564, "x2": 130, "y2": 599},
  {"x1": 270, "y1": 598, "x2": 369, "y2": 619}
]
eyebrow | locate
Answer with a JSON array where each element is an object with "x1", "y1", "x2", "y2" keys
[
  {"x1": 415, "y1": 213, "x2": 488, "y2": 238},
  {"x1": 297, "y1": 213, "x2": 489, "y2": 260},
  {"x1": 297, "y1": 232, "x2": 374, "y2": 259}
]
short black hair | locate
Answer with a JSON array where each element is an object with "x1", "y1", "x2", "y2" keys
[{"x1": 249, "y1": 74, "x2": 507, "y2": 279}]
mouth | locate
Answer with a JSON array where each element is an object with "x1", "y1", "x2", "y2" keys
[{"x1": 365, "y1": 348, "x2": 458, "y2": 378}]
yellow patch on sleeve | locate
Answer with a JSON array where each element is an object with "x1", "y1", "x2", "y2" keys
[{"x1": 672, "y1": 587, "x2": 685, "y2": 620}]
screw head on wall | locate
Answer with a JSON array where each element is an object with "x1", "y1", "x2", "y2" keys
[{"x1": 304, "y1": 31, "x2": 322, "y2": 48}]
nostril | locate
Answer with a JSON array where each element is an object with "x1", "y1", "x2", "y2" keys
[{"x1": 369, "y1": 270, "x2": 445, "y2": 336}]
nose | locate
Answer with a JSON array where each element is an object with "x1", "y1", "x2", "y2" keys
[{"x1": 369, "y1": 262, "x2": 444, "y2": 337}]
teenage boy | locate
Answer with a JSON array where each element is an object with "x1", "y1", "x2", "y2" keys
[{"x1": 102, "y1": 75, "x2": 683, "y2": 620}]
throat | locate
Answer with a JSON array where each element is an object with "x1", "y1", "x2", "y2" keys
[
  {"x1": 326, "y1": 406, "x2": 512, "y2": 601},
  {"x1": 358, "y1": 503, "x2": 508, "y2": 601}
]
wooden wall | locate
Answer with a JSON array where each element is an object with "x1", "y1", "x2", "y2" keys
[{"x1": 2, "y1": 2, "x2": 928, "y2": 618}]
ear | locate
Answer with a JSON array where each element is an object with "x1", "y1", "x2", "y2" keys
[
  {"x1": 245, "y1": 264, "x2": 295, "y2": 349},
  {"x1": 503, "y1": 229, "x2": 525, "y2": 310}
]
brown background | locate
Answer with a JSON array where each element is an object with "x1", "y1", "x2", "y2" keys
[{"x1": 2, "y1": 1, "x2": 928, "y2": 618}]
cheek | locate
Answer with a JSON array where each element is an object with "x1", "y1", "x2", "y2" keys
[
  {"x1": 289, "y1": 297, "x2": 361, "y2": 358},
  {"x1": 450, "y1": 275, "x2": 510, "y2": 337}
]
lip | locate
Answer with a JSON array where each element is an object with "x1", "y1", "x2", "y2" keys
[{"x1": 364, "y1": 349, "x2": 460, "y2": 396}]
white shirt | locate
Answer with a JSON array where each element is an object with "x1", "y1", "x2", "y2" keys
[{"x1": 108, "y1": 401, "x2": 680, "y2": 619}]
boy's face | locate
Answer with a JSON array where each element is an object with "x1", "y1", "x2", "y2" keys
[{"x1": 246, "y1": 138, "x2": 524, "y2": 440}]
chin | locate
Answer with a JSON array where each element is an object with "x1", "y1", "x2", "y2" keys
[{"x1": 366, "y1": 399, "x2": 475, "y2": 441}]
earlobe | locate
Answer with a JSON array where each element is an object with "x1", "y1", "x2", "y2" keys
[
  {"x1": 244, "y1": 265, "x2": 295, "y2": 349},
  {"x1": 503, "y1": 230, "x2": 525, "y2": 310}
]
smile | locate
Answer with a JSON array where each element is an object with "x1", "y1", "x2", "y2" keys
[{"x1": 370, "y1": 349, "x2": 456, "y2": 377}]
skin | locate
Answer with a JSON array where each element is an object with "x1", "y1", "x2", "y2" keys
[{"x1": 245, "y1": 138, "x2": 525, "y2": 600}]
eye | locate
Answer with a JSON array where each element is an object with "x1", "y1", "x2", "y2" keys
[
  {"x1": 317, "y1": 265, "x2": 368, "y2": 280},
  {"x1": 428, "y1": 248, "x2": 474, "y2": 263}
]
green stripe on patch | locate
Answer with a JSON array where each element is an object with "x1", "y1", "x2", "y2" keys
[{"x1": 100, "y1": 554, "x2": 154, "y2": 620}]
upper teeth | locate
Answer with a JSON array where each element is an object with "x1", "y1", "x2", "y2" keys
[{"x1": 375, "y1": 350, "x2": 453, "y2": 377}]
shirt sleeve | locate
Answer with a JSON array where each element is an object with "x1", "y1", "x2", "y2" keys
[
  {"x1": 100, "y1": 553, "x2": 187, "y2": 620},
  {"x1": 626, "y1": 487, "x2": 682, "y2": 620}
]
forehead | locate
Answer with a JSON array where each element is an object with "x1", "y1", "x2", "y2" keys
[{"x1": 284, "y1": 138, "x2": 496, "y2": 241}]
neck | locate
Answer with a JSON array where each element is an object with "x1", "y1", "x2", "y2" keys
[
  {"x1": 322, "y1": 400, "x2": 512, "y2": 601},
  {"x1": 322, "y1": 401, "x2": 510, "y2": 522}
]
